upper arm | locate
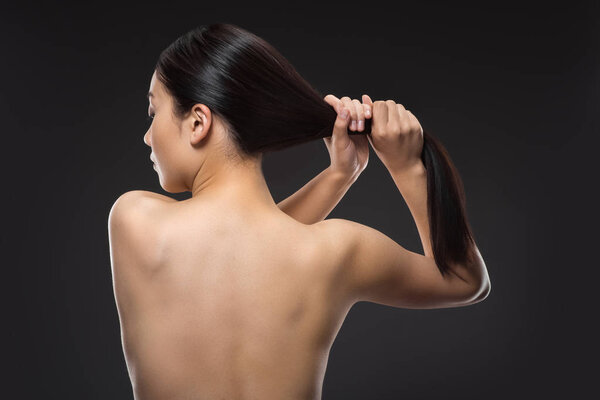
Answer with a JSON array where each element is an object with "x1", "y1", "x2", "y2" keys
[
  {"x1": 322, "y1": 218, "x2": 488, "y2": 309},
  {"x1": 108, "y1": 191, "x2": 168, "y2": 273}
]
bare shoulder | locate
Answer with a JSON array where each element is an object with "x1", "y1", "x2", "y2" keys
[
  {"x1": 108, "y1": 190, "x2": 175, "y2": 271},
  {"x1": 109, "y1": 190, "x2": 176, "y2": 221},
  {"x1": 111, "y1": 189, "x2": 177, "y2": 209},
  {"x1": 108, "y1": 190, "x2": 175, "y2": 235},
  {"x1": 312, "y1": 218, "x2": 487, "y2": 309},
  {"x1": 312, "y1": 217, "x2": 385, "y2": 257},
  {"x1": 310, "y1": 218, "x2": 366, "y2": 305}
]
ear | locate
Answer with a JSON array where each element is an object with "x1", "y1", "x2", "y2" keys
[{"x1": 189, "y1": 104, "x2": 212, "y2": 145}]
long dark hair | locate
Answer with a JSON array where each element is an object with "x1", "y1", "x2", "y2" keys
[{"x1": 154, "y1": 23, "x2": 476, "y2": 277}]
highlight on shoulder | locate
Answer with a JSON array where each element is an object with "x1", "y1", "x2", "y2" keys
[
  {"x1": 109, "y1": 190, "x2": 175, "y2": 223},
  {"x1": 116, "y1": 190, "x2": 177, "y2": 205},
  {"x1": 108, "y1": 190, "x2": 174, "y2": 271}
]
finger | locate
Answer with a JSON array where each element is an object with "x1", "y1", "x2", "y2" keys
[
  {"x1": 397, "y1": 104, "x2": 411, "y2": 132},
  {"x1": 362, "y1": 103, "x2": 372, "y2": 120},
  {"x1": 361, "y1": 97, "x2": 372, "y2": 119},
  {"x1": 332, "y1": 105, "x2": 351, "y2": 147},
  {"x1": 396, "y1": 103, "x2": 408, "y2": 119},
  {"x1": 405, "y1": 109, "x2": 424, "y2": 136},
  {"x1": 340, "y1": 96, "x2": 358, "y2": 131},
  {"x1": 362, "y1": 94, "x2": 373, "y2": 119},
  {"x1": 352, "y1": 98, "x2": 365, "y2": 132},
  {"x1": 371, "y1": 100, "x2": 389, "y2": 130},
  {"x1": 324, "y1": 94, "x2": 341, "y2": 109},
  {"x1": 386, "y1": 100, "x2": 400, "y2": 128}
]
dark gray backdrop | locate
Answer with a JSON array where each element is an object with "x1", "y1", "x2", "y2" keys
[{"x1": 3, "y1": 1, "x2": 597, "y2": 399}]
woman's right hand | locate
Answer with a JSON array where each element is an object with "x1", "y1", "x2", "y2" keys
[
  {"x1": 361, "y1": 94, "x2": 425, "y2": 174},
  {"x1": 322, "y1": 94, "x2": 371, "y2": 179}
]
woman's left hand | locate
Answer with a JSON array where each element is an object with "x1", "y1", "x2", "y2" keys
[{"x1": 323, "y1": 94, "x2": 372, "y2": 180}]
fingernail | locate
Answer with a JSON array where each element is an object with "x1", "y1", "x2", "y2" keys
[
  {"x1": 365, "y1": 108, "x2": 371, "y2": 117},
  {"x1": 341, "y1": 108, "x2": 349, "y2": 119},
  {"x1": 358, "y1": 120, "x2": 364, "y2": 130},
  {"x1": 351, "y1": 120, "x2": 356, "y2": 130}
]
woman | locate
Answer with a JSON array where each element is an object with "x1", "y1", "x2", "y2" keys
[{"x1": 108, "y1": 23, "x2": 491, "y2": 400}]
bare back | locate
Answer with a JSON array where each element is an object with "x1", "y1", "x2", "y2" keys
[{"x1": 112, "y1": 196, "x2": 354, "y2": 400}]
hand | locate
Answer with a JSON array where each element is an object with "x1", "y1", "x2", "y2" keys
[
  {"x1": 361, "y1": 95, "x2": 424, "y2": 174},
  {"x1": 323, "y1": 94, "x2": 372, "y2": 179}
]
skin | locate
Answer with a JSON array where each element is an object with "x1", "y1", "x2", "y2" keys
[
  {"x1": 110, "y1": 72, "x2": 374, "y2": 399},
  {"x1": 108, "y1": 72, "x2": 490, "y2": 399}
]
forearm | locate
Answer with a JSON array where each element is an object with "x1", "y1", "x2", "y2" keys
[
  {"x1": 388, "y1": 162, "x2": 433, "y2": 258},
  {"x1": 390, "y1": 162, "x2": 489, "y2": 292},
  {"x1": 277, "y1": 167, "x2": 356, "y2": 225}
]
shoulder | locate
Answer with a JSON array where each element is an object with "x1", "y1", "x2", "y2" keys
[
  {"x1": 312, "y1": 218, "x2": 352, "y2": 250},
  {"x1": 110, "y1": 189, "x2": 176, "y2": 213},
  {"x1": 312, "y1": 217, "x2": 384, "y2": 272},
  {"x1": 109, "y1": 190, "x2": 176, "y2": 224},
  {"x1": 312, "y1": 217, "x2": 366, "y2": 253},
  {"x1": 108, "y1": 190, "x2": 175, "y2": 235},
  {"x1": 310, "y1": 218, "x2": 364, "y2": 302},
  {"x1": 108, "y1": 190, "x2": 176, "y2": 270}
]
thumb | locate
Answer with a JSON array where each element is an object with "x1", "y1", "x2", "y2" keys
[{"x1": 332, "y1": 105, "x2": 351, "y2": 148}]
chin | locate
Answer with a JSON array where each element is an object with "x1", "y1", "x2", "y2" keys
[{"x1": 158, "y1": 176, "x2": 187, "y2": 194}]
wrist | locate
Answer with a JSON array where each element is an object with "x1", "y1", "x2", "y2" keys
[
  {"x1": 388, "y1": 162, "x2": 426, "y2": 180},
  {"x1": 326, "y1": 165, "x2": 358, "y2": 186}
]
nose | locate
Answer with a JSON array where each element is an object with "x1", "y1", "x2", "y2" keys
[{"x1": 144, "y1": 129, "x2": 151, "y2": 147}]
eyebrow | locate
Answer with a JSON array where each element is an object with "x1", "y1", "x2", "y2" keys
[{"x1": 147, "y1": 91, "x2": 154, "y2": 98}]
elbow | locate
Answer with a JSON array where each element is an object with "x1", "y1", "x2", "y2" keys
[
  {"x1": 477, "y1": 280, "x2": 492, "y2": 302},
  {"x1": 464, "y1": 250, "x2": 491, "y2": 305},
  {"x1": 467, "y1": 279, "x2": 491, "y2": 305}
]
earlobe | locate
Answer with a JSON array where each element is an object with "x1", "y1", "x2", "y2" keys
[{"x1": 191, "y1": 123, "x2": 203, "y2": 142}]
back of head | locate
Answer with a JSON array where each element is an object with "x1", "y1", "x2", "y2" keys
[{"x1": 154, "y1": 23, "x2": 337, "y2": 161}]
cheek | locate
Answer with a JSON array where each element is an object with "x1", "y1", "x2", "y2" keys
[
  {"x1": 151, "y1": 120, "x2": 169, "y2": 161},
  {"x1": 152, "y1": 117, "x2": 178, "y2": 167}
]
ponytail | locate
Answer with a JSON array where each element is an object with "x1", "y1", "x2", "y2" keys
[
  {"x1": 348, "y1": 120, "x2": 477, "y2": 277},
  {"x1": 420, "y1": 129, "x2": 478, "y2": 277}
]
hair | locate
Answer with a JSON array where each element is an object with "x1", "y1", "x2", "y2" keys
[{"x1": 154, "y1": 23, "x2": 477, "y2": 277}]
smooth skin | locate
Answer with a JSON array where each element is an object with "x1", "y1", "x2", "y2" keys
[{"x1": 108, "y1": 72, "x2": 490, "y2": 400}]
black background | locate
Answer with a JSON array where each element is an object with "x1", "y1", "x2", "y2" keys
[{"x1": 3, "y1": 1, "x2": 598, "y2": 399}]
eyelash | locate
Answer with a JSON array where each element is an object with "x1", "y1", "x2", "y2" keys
[{"x1": 147, "y1": 113, "x2": 155, "y2": 122}]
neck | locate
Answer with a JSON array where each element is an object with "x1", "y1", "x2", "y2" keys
[{"x1": 189, "y1": 156, "x2": 277, "y2": 211}]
